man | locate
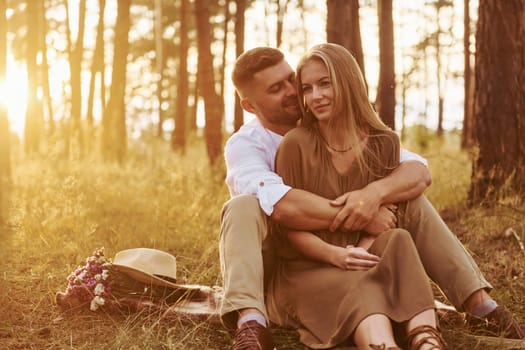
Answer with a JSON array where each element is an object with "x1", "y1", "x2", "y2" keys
[{"x1": 220, "y1": 47, "x2": 524, "y2": 350}]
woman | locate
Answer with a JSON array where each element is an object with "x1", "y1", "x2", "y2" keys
[{"x1": 266, "y1": 43, "x2": 446, "y2": 350}]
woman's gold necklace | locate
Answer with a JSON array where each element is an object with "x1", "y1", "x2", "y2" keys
[{"x1": 319, "y1": 132, "x2": 352, "y2": 153}]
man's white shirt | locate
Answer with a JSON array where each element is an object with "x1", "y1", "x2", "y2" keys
[{"x1": 224, "y1": 118, "x2": 427, "y2": 216}]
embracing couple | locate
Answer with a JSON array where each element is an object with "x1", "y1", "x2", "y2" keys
[{"x1": 219, "y1": 44, "x2": 524, "y2": 350}]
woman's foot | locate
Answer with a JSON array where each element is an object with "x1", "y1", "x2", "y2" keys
[
  {"x1": 406, "y1": 325, "x2": 446, "y2": 350},
  {"x1": 369, "y1": 344, "x2": 402, "y2": 350}
]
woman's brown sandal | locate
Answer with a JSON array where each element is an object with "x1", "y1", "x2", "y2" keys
[
  {"x1": 406, "y1": 325, "x2": 447, "y2": 350},
  {"x1": 369, "y1": 344, "x2": 402, "y2": 350}
]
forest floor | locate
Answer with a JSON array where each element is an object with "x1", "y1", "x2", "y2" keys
[{"x1": 0, "y1": 134, "x2": 524, "y2": 349}]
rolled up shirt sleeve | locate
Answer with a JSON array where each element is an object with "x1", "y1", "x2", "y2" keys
[
  {"x1": 400, "y1": 148, "x2": 428, "y2": 167},
  {"x1": 225, "y1": 131, "x2": 291, "y2": 216},
  {"x1": 255, "y1": 178, "x2": 292, "y2": 216}
]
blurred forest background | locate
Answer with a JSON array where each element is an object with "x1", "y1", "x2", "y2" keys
[
  {"x1": 0, "y1": 0, "x2": 525, "y2": 349},
  {"x1": 0, "y1": 0, "x2": 524, "y2": 205}
]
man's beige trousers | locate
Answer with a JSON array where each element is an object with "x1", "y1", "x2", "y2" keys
[{"x1": 219, "y1": 194, "x2": 491, "y2": 328}]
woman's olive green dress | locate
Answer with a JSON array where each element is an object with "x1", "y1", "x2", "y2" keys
[{"x1": 266, "y1": 126, "x2": 435, "y2": 349}]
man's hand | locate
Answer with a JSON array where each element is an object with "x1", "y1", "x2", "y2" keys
[
  {"x1": 329, "y1": 186, "x2": 383, "y2": 232},
  {"x1": 330, "y1": 245, "x2": 380, "y2": 270},
  {"x1": 364, "y1": 205, "x2": 397, "y2": 236}
]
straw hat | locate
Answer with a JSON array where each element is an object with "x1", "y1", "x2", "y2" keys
[{"x1": 111, "y1": 248, "x2": 182, "y2": 289}]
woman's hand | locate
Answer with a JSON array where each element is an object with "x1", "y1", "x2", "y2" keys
[
  {"x1": 330, "y1": 245, "x2": 380, "y2": 271},
  {"x1": 329, "y1": 186, "x2": 382, "y2": 232},
  {"x1": 364, "y1": 205, "x2": 397, "y2": 236}
]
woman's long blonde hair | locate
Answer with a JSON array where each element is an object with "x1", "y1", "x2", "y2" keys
[{"x1": 296, "y1": 43, "x2": 394, "y2": 173}]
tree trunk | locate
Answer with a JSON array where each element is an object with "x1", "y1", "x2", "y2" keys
[
  {"x1": 189, "y1": 71, "x2": 199, "y2": 132},
  {"x1": 276, "y1": 0, "x2": 290, "y2": 48},
  {"x1": 0, "y1": 0, "x2": 10, "y2": 185},
  {"x1": 155, "y1": 0, "x2": 164, "y2": 138},
  {"x1": 233, "y1": 0, "x2": 246, "y2": 132},
  {"x1": 194, "y1": 0, "x2": 223, "y2": 166},
  {"x1": 24, "y1": 1, "x2": 43, "y2": 155},
  {"x1": 172, "y1": 0, "x2": 189, "y2": 152},
  {"x1": 86, "y1": 0, "x2": 106, "y2": 152},
  {"x1": 0, "y1": 112, "x2": 8, "y2": 223},
  {"x1": 400, "y1": 76, "x2": 407, "y2": 142},
  {"x1": 428, "y1": 0, "x2": 454, "y2": 138},
  {"x1": 326, "y1": 0, "x2": 365, "y2": 78},
  {"x1": 375, "y1": 0, "x2": 395, "y2": 129},
  {"x1": 461, "y1": 0, "x2": 474, "y2": 149},
  {"x1": 67, "y1": 0, "x2": 87, "y2": 157},
  {"x1": 469, "y1": 0, "x2": 525, "y2": 204},
  {"x1": 298, "y1": 0, "x2": 309, "y2": 52},
  {"x1": 220, "y1": 0, "x2": 230, "y2": 101},
  {"x1": 219, "y1": 0, "x2": 229, "y2": 132},
  {"x1": 40, "y1": 2, "x2": 54, "y2": 136},
  {"x1": 103, "y1": 0, "x2": 131, "y2": 163},
  {"x1": 0, "y1": 115, "x2": 8, "y2": 181},
  {"x1": 435, "y1": 5, "x2": 444, "y2": 138}
]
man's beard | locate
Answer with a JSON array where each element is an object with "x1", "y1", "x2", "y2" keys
[
  {"x1": 282, "y1": 96, "x2": 299, "y2": 110},
  {"x1": 281, "y1": 97, "x2": 301, "y2": 122}
]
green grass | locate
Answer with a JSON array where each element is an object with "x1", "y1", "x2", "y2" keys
[{"x1": 0, "y1": 134, "x2": 524, "y2": 349}]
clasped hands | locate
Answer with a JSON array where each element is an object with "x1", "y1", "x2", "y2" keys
[
  {"x1": 328, "y1": 186, "x2": 397, "y2": 235},
  {"x1": 328, "y1": 187, "x2": 398, "y2": 271}
]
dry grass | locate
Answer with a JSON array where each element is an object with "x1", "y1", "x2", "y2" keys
[
  {"x1": 0, "y1": 139, "x2": 230, "y2": 349},
  {"x1": 0, "y1": 133, "x2": 524, "y2": 349}
]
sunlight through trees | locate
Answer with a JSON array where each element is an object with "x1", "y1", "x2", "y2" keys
[{"x1": 0, "y1": 0, "x2": 523, "y2": 203}]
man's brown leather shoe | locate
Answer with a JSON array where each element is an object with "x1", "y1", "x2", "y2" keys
[
  {"x1": 233, "y1": 320, "x2": 276, "y2": 350},
  {"x1": 466, "y1": 305, "x2": 525, "y2": 339}
]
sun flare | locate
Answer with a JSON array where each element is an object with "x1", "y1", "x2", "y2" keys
[{"x1": 4, "y1": 54, "x2": 28, "y2": 137}]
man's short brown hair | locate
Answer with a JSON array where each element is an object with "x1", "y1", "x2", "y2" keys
[{"x1": 232, "y1": 47, "x2": 284, "y2": 96}]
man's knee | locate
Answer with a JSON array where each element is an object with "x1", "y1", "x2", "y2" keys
[
  {"x1": 404, "y1": 194, "x2": 439, "y2": 216},
  {"x1": 222, "y1": 195, "x2": 261, "y2": 219},
  {"x1": 399, "y1": 195, "x2": 442, "y2": 229},
  {"x1": 220, "y1": 195, "x2": 268, "y2": 243}
]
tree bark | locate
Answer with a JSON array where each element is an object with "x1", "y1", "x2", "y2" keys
[
  {"x1": 24, "y1": 1, "x2": 43, "y2": 155},
  {"x1": 194, "y1": 0, "x2": 223, "y2": 166},
  {"x1": 435, "y1": 4, "x2": 444, "y2": 138},
  {"x1": 189, "y1": 71, "x2": 199, "y2": 132},
  {"x1": 469, "y1": 0, "x2": 525, "y2": 204},
  {"x1": 220, "y1": 0, "x2": 230, "y2": 102},
  {"x1": 461, "y1": 0, "x2": 474, "y2": 149},
  {"x1": 67, "y1": 0, "x2": 87, "y2": 156},
  {"x1": 375, "y1": 0, "x2": 395, "y2": 129},
  {"x1": 276, "y1": 0, "x2": 290, "y2": 48},
  {"x1": 155, "y1": 0, "x2": 164, "y2": 138},
  {"x1": 172, "y1": 0, "x2": 189, "y2": 152},
  {"x1": 233, "y1": 0, "x2": 246, "y2": 132},
  {"x1": 103, "y1": 0, "x2": 131, "y2": 163},
  {"x1": 0, "y1": 115, "x2": 8, "y2": 181},
  {"x1": 40, "y1": 2, "x2": 54, "y2": 136},
  {"x1": 0, "y1": 0, "x2": 10, "y2": 185},
  {"x1": 86, "y1": 0, "x2": 106, "y2": 152},
  {"x1": 326, "y1": 0, "x2": 365, "y2": 78}
]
